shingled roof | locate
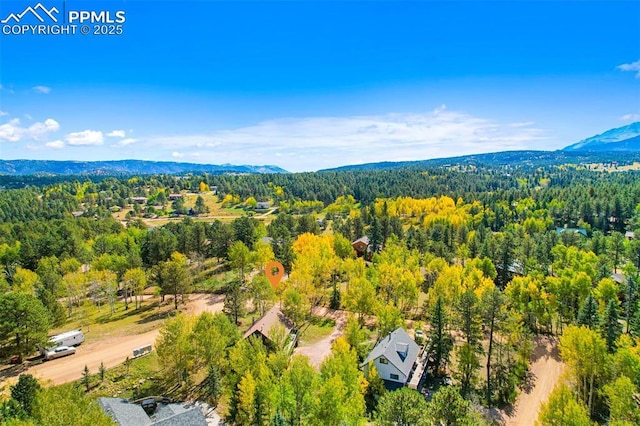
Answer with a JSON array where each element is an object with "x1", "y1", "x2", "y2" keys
[{"x1": 361, "y1": 327, "x2": 420, "y2": 379}]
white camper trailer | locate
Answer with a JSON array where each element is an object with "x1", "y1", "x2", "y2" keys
[{"x1": 40, "y1": 330, "x2": 85, "y2": 355}]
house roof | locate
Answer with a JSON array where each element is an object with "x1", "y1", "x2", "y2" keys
[
  {"x1": 243, "y1": 305, "x2": 293, "y2": 340},
  {"x1": 352, "y1": 236, "x2": 370, "y2": 246},
  {"x1": 98, "y1": 398, "x2": 207, "y2": 426},
  {"x1": 555, "y1": 227, "x2": 588, "y2": 237},
  {"x1": 625, "y1": 231, "x2": 635, "y2": 239},
  {"x1": 361, "y1": 327, "x2": 419, "y2": 379},
  {"x1": 99, "y1": 398, "x2": 153, "y2": 426}
]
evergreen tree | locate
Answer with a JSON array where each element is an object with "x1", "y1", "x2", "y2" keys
[
  {"x1": 600, "y1": 299, "x2": 622, "y2": 353},
  {"x1": 576, "y1": 294, "x2": 599, "y2": 329},
  {"x1": 193, "y1": 195, "x2": 209, "y2": 215},
  {"x1": 428, "y1": 296, "x2": 453, "y2": 374},
  {"x1": 10, "y1": 374, "x2": 40, "y2": 416},
  {"x1": 81, "y1": 365, "x2": 90, "y2": 392}
]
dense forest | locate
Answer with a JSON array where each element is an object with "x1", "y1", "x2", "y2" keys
[{"x1": 1, "y1": 159, "x2": 639, "y2": 425}]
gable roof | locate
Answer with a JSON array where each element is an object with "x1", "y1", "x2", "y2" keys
[
  {"x1": 98, "y1": 398, "x2": 206, "y2": 426},
  {"x1": 352, "y1": 236, "x2": 370, "y2": 246},
  {"x1": 99, "y1": 398, "x2": 153, "y2": 425},
  {"x1": 243, "y1": 305, "x2": 293, "y2": 340},
  {"x1": 361, "y1": 327, "x2": 419, "y2": 379}
]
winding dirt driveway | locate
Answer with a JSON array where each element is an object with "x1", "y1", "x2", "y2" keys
[
  {"x1": 294, "y1": 307, "x2": 348, "y2": 368},
  {"x1": 501, "y1": 335, "x2": 564, "y2": 425},
  {"x1": 12, "y1": 294, "x2": 225, "y2": 386}
]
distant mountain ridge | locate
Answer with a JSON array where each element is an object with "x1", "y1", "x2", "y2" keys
[
  {"x1": 319, "y1": 150, "x2": 640, "y2": 172},
  {"x1": 0, "y1": 160, "x2": 288, "y2": 176},
  {"x1": 562, "y1": 122, "x2": 640, "y2": 152}
]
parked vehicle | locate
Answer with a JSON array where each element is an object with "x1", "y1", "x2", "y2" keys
[
  {"x1": 39, "y1": 330, "x2": 84, "y2": 356},
  {"x1": 44, "y1": 346, "x2": 76, "y2": 361}
]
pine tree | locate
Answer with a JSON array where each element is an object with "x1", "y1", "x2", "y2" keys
[
  {"x1": 98, "y1": 362, "x2": 106, "y2": 382},
  {"x1": 600, "y1": 299, "x2": 622, "y2": 352},
  {"x1": 82, "y1": 365, "x2": 90, "y2": 392},
  {"x1": 10, "y1": 374, "x2": 41, "y2": 416},
  {"x1": 577, "y1": 294, "x2": 599, "y2": 328},
  {"x1": 428, "y1": 296, "x2": 453, "y2": 374}
]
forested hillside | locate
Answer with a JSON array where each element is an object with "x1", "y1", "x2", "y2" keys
[{"x1": 0, "y1": 160, "x2": 639, "y2": 425}]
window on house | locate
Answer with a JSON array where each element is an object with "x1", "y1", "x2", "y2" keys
[
  {"x1": 390, "y1": 374, "x2": 399, "y2": 380},
  {"x1": 379, "y1": 357, "x2": 388, "y2": 364}
]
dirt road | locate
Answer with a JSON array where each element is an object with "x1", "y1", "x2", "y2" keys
[
  {"x1": 502, "y1": 335, "x2": 564, "y2": 426},
  {"x1": 22, "y1": 294, "x2": 225, "y2": 386},
  {"x1": 294, "y1": 307, "x2": 347, "y2": 368}
]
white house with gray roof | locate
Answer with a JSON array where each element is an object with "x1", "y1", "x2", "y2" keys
[{"x1": 361, "y1": 327, "x2": 420, "y2": 389}]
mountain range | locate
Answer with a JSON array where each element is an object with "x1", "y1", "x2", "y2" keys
[
  {"x1": 562, "y1": 121, "x2": 640, "y2": 152},
  {"x1": 0, "y1": 160, "x2": 288, "y2": 176}
]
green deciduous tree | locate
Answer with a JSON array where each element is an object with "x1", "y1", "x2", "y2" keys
[
  {"x1": 536, "y1": 384, "x2": 591, "y2": 426},
  {"x1": 427, "y1": 386, "x2": 475, "y2": 426},
  {"x1": 283, "y1": 355, "x2": 316, "y2": 426},
  {"x1": 32, "y1": 385, "x2": 114, "y2": 426},
  {"x1": 162, "y1": 252, "x2": 191, "y2": 310},
  {"x1": 559, "y1": 325, "x2": 609, "y2": 415},
  {"x1": 603, "y1": 375, "x2": 639, "y2": 425},
  {"x1": 375, "y1": 387, "x2": 428, "y2": 426}
]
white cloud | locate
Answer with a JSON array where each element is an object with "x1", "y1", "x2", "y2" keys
[
  {"x1": 45, "y1": 140, "x2": 65, "y2": 149},
  {"x1": 617, "y1": 60, "x2": 640, "y2": 78},
  {"x1": 107, "y1": 130, "x2": 126, "y2": 138},
  {"x1": 65, "y1": 130, "x2": 104, "y2": 146},
  {"x1": 620, "y1": 113, "x2": 640, "y2": 123},
  {"x1": 148, "y1": 106, "x2": 549, "y2": 171},
  {"x1": 0, "y1": 118, "x2": 59, "y2": 142},
  {"x1": 32, "y1": 85, "x2": 51, "y2": 94},
  {"x1": 0, "y1": 110, "x2": 7, "y2": 116},
  {"x1": 114, "y1": 137, "x2": 137, "y2": 147}
]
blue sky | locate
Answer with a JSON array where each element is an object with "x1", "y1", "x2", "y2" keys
[{"x1": 0, "y1": 0, "x2": 639, "y2": 172}]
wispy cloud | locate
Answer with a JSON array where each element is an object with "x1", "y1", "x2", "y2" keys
[
  {"x1": 0, "y1": 110, "x2": 7, "y2": 117},
  {"x1": 0, "y1": 118, "x2": 59, "y2": 142},
  {"x1": 620, "y1": 113, "x2": 640, "y2": 123},
  {"x1": 107, "y1": 130, "x2": 126, "y2": 138},
  {"x1": 147, "y1": 106, "x2": 550, "y2": 171},
  {"x1": 32, "y1": 85, "x2": 52, "y2": 94},
  {"x1": 114, "y1": 137, "x2": 137, "y2": 147},
  {"x1": 617, "y1": 60, "x2": 640, "y2": 78},
  {"x1": 45, "y1": 140, "x2": 65, "y2": 149},
  {"x1": 65, "y1": 130, "x2": 104, "y2": 146}
]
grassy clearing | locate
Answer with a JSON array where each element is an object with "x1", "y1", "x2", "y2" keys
[
  {"x1": 86, "y1": 352, "x2": 163, "y2": 400},
  {"x1": 53, "y1": 297, "x2": 175, "y2": 343},
  {"x1": 298, "y1": 316, "x2": 336, "y2": 346}
]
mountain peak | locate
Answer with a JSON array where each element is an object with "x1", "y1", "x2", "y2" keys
[{"x1": 563, "y1": 122, "x2": 640, "y2": 152}]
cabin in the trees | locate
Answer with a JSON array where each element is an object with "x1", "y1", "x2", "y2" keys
[
  {"x1": 555, "y1": 227, "x2": 588, "y2": 237},
  {"x1": 352, "y1": 236, "x2": 370, "y2": 257},
  {"x1": 243, "y1": 305, "x2": 297, "y2": 351},
  {"x1": 168, "y1": 193, "x2": 183, "y2": 200},
  {"x1": 625, "y1": 231, "x2": 635, "y2": 240},
  {"x1": 256, "y1": 201, "x2": 271, "y2": 209},
  {"x1": 130, "y1": 196, "x2": 148, "y2": 204},
  {"x1": 361, "y1": 327, "x2": 421, "y2": 390}
]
